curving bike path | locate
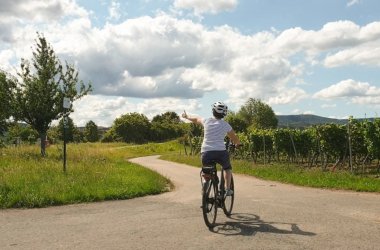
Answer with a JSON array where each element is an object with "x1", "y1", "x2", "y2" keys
[{"x1": 1, "y1": 155, "x2": 379, "y2": 249}]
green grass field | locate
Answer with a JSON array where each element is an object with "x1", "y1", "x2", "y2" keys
[
  {"x1": 2, "y1": 141, "x2": 379, "y2": 209},
  {"x1": 160, "y1": 154, "x2": 380, "y2": 193},
  {"x1": 0, "y1": 141, "x2": 180, "y2": 208}
]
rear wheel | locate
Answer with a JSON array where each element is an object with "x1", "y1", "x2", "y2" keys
[
  {"x1": 223, "y1": 175, "x2": 234, "y2": 216},
  {"x1": 202, "y1": 180, "x2": 217, "y2": 228}
]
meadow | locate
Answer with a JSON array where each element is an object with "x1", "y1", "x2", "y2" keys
[{"x1": 0, "y1": 141, "x2": 180, "y2": 208}]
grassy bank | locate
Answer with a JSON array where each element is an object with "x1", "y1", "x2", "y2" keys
[
  {"x1": 0, "y1": 141, "x2": 180, "y2": 208},
  {"x1": 160, "y1": 154, "x2": 380, "y2": 193}
]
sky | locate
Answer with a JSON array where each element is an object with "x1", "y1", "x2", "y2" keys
[{"x1": 1, "y1": 0, "x2": 380, "y2": 127}]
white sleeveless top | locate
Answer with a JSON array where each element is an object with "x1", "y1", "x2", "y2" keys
[{"x1": 201, "y1": 117, "x2": 232, "y2": 153}]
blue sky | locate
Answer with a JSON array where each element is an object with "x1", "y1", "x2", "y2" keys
[{"x1": 1, "y1": 0, "x2": 380, "y2": 126}]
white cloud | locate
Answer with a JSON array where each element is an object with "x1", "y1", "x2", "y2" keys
[
  {"x1": 347, "y1": 0, "x2": 360, "y2": 7},
  {"x1": 0, "y1": 49, "x2": 15, "y2": 72},
  {"x1": 267, "y1": 88, "x2": 308, "y2": 105},
  {"x1": 0, "y1": 0, "x2": 88, "y2": 21},
  {"x1": 313, "y1": 79, "x2": 380, "y2": 101},
  {"x1": 108, "y1": 0, "x2": 121, "y2": 21},
  {"x1": 324, "y1": 42, "x2": 380, "y2": 67},
  {"x1": 272, "y1": 21, "x2": 380, "y2": 64},
  {"x1": 4, "y1": 10, "x2": 380, "y2": 104},
  {"x1": 71, "y1": 95, "x2": 201, "y2": 126},
  {"x1": 321, "y1": 103, "x2": 337, "y2": 108},
  {"x1": 292, "y1": 109, "x2": 314, "y2": 115},
  {"x1": 173, "y1": 0, "x2": 237, "y2": 15},
  {"x1": 19, "y1": 14, "x2": 299, "y2": 103},
  {"x1": 352, "y1": 96, "x2": 380, "y2": 105},
  {"x1": 2, "y1": 2, "x2": 380, "y2": 124}
]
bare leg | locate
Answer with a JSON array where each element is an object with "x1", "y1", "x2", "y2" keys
[{"x1": 224, "y1": 169, "x2": 232, "y2": 190}]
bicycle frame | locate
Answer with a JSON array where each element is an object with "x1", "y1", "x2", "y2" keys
[
  {"x1": 200, "y1": 163, "x2": 228, "y2": 196},
  {"x1": 200, "y1": 161, "x2": 234, "y2": 228}
]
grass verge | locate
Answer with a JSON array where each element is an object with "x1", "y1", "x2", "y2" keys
[
  {"x1": 0, "y1": 141, "x2": 180, "y2": 209},
  {"x1": 160, "y1": 154, "x2": 380, "y2": 193}
]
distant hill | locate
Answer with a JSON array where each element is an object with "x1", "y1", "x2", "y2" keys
[{"x1": 276, "y1": 114, "x2": 373, "y2": 128}]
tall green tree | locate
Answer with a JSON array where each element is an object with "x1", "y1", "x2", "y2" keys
[
  {"x1": 13, "y1": 33, "x2": 91, "y2": 156},
  {"x1": 151, "y1": 112, "x2": 182, "y2": 141},
  {"x1": 151, "y1": 111, "x2": 181, "y2": 124},
  {"x1": 112, "y1": 113, "x2": 151, "y2": 143},
  {"x1": 57, "y1": 116, "x2": 76, "y2": 143},
  {"x1": 84, "y1": 120, "x2": 99, "y2": 142},
  {"x1": 0, "y1": 70, "x2": 16, "y2": 133},
  {"x1": 225, "y1": 111, "x2": 248, "y2": 133},
  {"x1": 238, "y1": 98, "x2": 278, "y2": 129}
]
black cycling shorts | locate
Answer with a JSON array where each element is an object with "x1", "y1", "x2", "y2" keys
[{"x1": 201, "y1": 150, "x2": 232, "y2": 170}]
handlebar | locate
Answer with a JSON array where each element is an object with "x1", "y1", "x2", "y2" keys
[{"x1": 226, "y1": 142, "x2": 243, "y2": 150}]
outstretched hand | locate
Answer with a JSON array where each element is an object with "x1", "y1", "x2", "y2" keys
[{"x1": 182, "y1": 110, "x2": 188, "y2": 119}]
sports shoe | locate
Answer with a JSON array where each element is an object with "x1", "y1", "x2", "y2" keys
[{"x1": 225, "y1": 189, "x2": 234, "y2": 196}]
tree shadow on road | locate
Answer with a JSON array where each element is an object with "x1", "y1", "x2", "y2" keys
[{"x1": 209, "y1": 213, "x2": 316, "y2": 237}]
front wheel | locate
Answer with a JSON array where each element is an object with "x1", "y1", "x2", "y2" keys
[
  {"x1": 202, "y1": 180, "x2": 217, "y2": 228},
  {"x1": 222, "y1": 175, "x2": 234, "y2": 216}
]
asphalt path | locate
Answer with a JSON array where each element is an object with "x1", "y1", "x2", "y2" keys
[{"x1": 1, "y1": 155, "x2": 379, "y2": 249}]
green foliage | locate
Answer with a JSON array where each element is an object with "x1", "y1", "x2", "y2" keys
[
  {"x1": 57, "y1": 116, "x2": 82, "y2": 143},
  {"x1": 12, "y1": 33, "x2": 91, "y2": 155},
  {"x1": 47, "y1": 126, "x2": 60, "y2": 144},
  {"x1": 151, "y1": 111, "x2": 180, "y2": 124},
  {"x1": 184, "y1": 118, "x2": 380, "y2": 173},
  {"x1": 7, "y1": 123, "x2": 38, "y2": 144},
  {"x1": 238, "y1": 98, "x2": 278, "y2": 129},
  {"x1": 225, "y1": 111, "x2": 248, "y2": 132},
  {"x1": 363, "y1": 118, "x2": 380, "y2": 160},
  {"x1": 101, "y1": 128, "x2": 117, "y2": 142},
  {"x1": 316, "y1": 124, "x2": 347, "y2": 160},
  {"x1": 246, "y1": 128, "x2": 273, "y2": 163},
  {"x1": 150, "y1": 112, "x2": 183, "y2": 142},
  {"x1": 0, "y1": 70, "x2": 16, "y2": 133},
  {"x1": 273, "y1": 128, "x2": 296, "y2": 160},
  {"x1": 84, "y1": 120, "x2": 99, "y2": 142},
  {"x1": 101, "y1": 111, "x2": 188, "y2": 143},
  {"x1": 348, "y1": 118, "x2": 368, "y2": 162},
  {"x1": 112, "y1": 113, "x2": 151, "y2": 143}
]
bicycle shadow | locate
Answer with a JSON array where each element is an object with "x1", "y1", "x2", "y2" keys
[{"x1": 209, "y1": 213, "x2": 316, "y2": 237}]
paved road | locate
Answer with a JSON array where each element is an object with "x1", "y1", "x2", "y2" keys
[{"x1": 1, "y1": 156, "x2": 379, "y2": 249}]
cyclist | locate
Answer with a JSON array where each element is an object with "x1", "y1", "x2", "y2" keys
[{"x1": 182, "y1": 102, "x2": 241, "y2": 196}]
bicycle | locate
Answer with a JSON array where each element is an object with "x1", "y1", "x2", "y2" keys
[{"x1": 200, "y1": 160, "x2": 235, "y2": 228}]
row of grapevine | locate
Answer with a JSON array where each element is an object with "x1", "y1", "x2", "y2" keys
[
  {"x1": 184, "y1": 118, "x2": 380, "y2": 173},
  {"x1": 239, "y1": 119, "x2": 380, "y2": 172}
]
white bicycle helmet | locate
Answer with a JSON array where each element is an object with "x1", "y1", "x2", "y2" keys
[{"x1": 212, "y1": 101, "x2": 228, "y2": 116}]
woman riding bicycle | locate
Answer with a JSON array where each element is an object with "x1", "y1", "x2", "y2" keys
[{"x1": 182, "y1": 102, "x2": 241, "y2": 196}]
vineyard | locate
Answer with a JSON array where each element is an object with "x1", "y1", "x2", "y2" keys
[{"x1": 185, "y1": 118, "x2": 380, "y2": 174}]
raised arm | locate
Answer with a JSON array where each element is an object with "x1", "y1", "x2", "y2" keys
[
  {"x1": 181, "y1": 110, "x2": 203, "y2": 125},
  {"x1": 227, "y1": 129, "x2": 241, "y2": 146}
]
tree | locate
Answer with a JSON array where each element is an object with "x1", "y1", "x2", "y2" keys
[
  {"x1": 7, "y1": 123, "x2": 39, "y2": 144},
  {"x1": 57, "y1": 116, "x2": 77, "y2": 143},
  {"x1": 0, "y1": 70, "x2": 16, "y2": 133},
  {"x1": 238, "y1": 98, "x2": 278, "y2": 129},
  {"x1": 152, "y1": 111, "x2": 181, "y2": 124},
  {"x1": 84, "y1": 120, "x2": 99, "y2": 142},
  {"x1": 101, "y1": 127, "x2": 117, "y2": 142},
  {"x1": 150, "y1": 112, "x2": 183, "y2": 141},
  {"x1": 225, "y1": 111, "x2": 248, "y2": 133},
  {"x1": 13, "y1": 33, "x2": 91, "y2": 156},
  {"x1": 112, "y1": 113, "x2": 151, "y2": 143}
]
